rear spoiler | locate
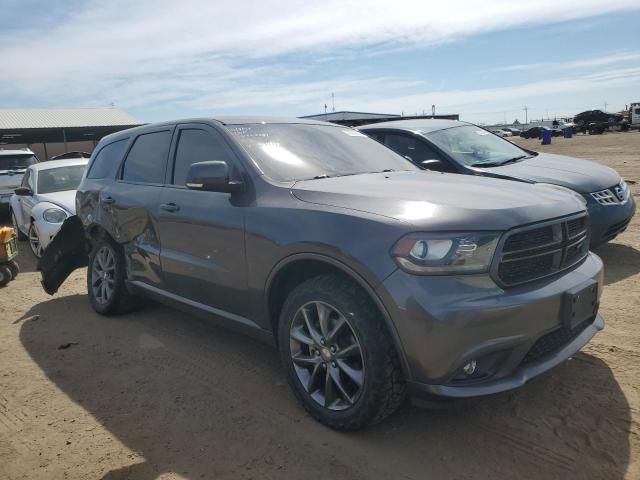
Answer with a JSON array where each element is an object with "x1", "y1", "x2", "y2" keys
[{"x1": 37, "y1": 216, "x2": 89, "y2": 295}]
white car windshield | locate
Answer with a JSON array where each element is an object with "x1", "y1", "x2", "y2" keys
[
  {"x1": 425, "y1": 125, "x2": 532, "y2": 167},
  {"x1": 37, "y1": 165, "x2": 86, "y2": 194}
]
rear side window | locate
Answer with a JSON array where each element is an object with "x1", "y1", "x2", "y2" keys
[
  {"x1": 87, "y1": 139, "x2": 128, "y2": 179},
  {"x1": 122, "y1": 130, "x2": 172, "y2": 184},
  {"x1": 172, "y1": 129, "x2": 233, "y2": 186}
]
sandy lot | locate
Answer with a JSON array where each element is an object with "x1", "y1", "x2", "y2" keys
[{"x1": 1, "y1": 132, "x2": 639, "y2": 480}]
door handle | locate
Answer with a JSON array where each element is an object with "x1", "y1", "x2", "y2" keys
[
  {"x1": 101, "y1": 196, "x2": 115, "y2": 205},
  {"x1": 160, "y1": 202, "x2": 180, "y2": 212}
]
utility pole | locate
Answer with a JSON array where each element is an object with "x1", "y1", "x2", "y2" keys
[
  {"x1": 432, "y1": 104, "x2": 435, "y2": 116},
  {"x1": 604, "y1": 101, "x2": 608, "y2": 112},
  {"x1": 524, "y1": 105, "x2": 528, "y2": 125},
  {"x1": 331, "y1": 93, "x2": 335, "y2": 112},
  {"x1": 324, "y1": 104, "x2": 327, "y2": 114}
]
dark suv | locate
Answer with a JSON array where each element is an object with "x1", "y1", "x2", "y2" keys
[{"x1": 40, "y1": 117, "x2": 604, "y2": 430}]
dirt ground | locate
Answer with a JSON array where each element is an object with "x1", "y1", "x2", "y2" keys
[{"x1": 1, "y1": 132, "x2": 639, "y2": 480}]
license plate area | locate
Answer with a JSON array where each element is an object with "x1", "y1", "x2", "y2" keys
[{"x1": 563, "y1": 281, "x2": 598, "y2": 330}]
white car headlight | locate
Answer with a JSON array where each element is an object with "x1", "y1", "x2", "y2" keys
[
  {"x1": 535, "y1": 183, "x2": 587, "y2": 206},
  {"x1": 391, "y1": 232, "x2": 501, "y2": 274},
  {"x1": 43, "y1": 208, "x2": 68, "y2": 223}
]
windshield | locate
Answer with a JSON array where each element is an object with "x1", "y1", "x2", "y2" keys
[
  {"x1": 37, "y1": 165, "x2": 86, "y2": 194},
  {"x1": 425, "y1": 125, "x2": 530, "y2": 167},
  {"x1": 226, "y1": 123, "x2": 418, "y2": 182},
  {"x1": 0, "y1": 154, "x2": 37, "y2": 171}
]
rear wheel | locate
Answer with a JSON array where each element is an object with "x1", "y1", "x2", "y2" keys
[
  {"x1": 278, "y1": 275, "x2": 406, "y2": 430},
  {"x1": 87, "y1": 237, "x2": 142, "y2": 315}
]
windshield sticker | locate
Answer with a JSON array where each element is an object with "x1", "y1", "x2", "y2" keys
[
  {"x1": 475, "y1": 130, "x2": 490, "y2": 136},
  {"x1": 341, "y1": 129, "x2": 367, "y2": 137}
]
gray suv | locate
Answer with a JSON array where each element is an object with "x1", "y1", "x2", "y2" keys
[{"x1": 40, "y1": 117, "x2": 604, "y2": 430}]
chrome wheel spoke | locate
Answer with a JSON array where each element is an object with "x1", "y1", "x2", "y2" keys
[
  {"x1": 326, "y1": 316, "x2": 346, "y2": 343},
  {"x1": 335, "y1": 343, "x2": 359, "y2": 359},
  {"x1": 307, "y1": 363, "x2": 322, "y2": 392},
  {"x1": 91, "y1": 246, "x2": 116, "y2": 305},
  {"x1": 292, "y1": 353, "x2": 319, "y2": 366},
  {"x1": 323, "y1": 368, "x2": 336, "y2": 408},
  {"x1": 302, "y1": 306, "x2": 323, "y2": 344},
  {"x1": 290, "y1": 326, "x2": 314, "y2": 345},
  {"x1": 337, "y1": 359, "x2": 364, "y2": 387},
  {"x1": 316, "y1": 302, "x2": 331, "y2": 337},
  {"x1": 329, "y1": 366, "x2": 353, "y2": 405}
]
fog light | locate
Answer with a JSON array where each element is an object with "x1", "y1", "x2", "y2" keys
[{"x1": 463, "y1": 360, "x2": 477, "y2": 376}]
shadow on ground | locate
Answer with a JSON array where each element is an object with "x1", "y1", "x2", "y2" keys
[
  {"x1": 594, "y1": 241, "x2": 640, "y2": 285},
  {"x1": 18, "y1": 294, "x2": 631, "y2": 480}
]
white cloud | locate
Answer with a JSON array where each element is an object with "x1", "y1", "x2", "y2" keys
[{"x1": 1, "y1": 0, "x2": 639, "y2": 120}]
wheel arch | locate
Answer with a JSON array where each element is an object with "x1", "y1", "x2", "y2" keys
[{"x1": 265, "y1": 253, "x2": 410, "y2": 378}]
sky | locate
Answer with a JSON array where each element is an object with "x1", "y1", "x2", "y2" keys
[{"x1": 1, "y1": 0, "x2": 639, "y2": 125}]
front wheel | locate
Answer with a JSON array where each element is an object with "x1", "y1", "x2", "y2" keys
[
  {"x1": 278, "y1": 275, "x2": 406, "y2": 430},
  {"x1": 28, "y1": 223, "x2": 43, "y2": 258},
  {"x1": 87, "y1": 237, "x2": 142, "y2": 315}
]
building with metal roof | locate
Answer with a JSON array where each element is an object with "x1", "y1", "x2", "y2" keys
[
  {"x1": 0, "y1": 108, "x2": 141, "y2": 160},
  {"x1": 300, "y1": 110, "x2": 459, "y2": 127}
]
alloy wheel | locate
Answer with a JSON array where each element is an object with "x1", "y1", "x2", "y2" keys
[
  {"x1": 28, "y1": 224, "x2": 43, "y2": 258},
  {"x1": 289, "y1": 301, "x2": 365, "y2": 411},
  {"x1": 91, "y1": 246, "x2": 116, "y2": 305}
]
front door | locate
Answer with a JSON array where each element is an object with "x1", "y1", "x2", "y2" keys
[{"x1": 157, "y1": 123, "x2": 247, "y2": 316}]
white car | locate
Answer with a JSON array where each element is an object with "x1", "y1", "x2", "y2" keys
[{"x1": 10, "y1": 158, "x2": 88, "y2": 257}]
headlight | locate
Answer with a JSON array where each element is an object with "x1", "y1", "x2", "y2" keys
[
  {"x1": 536, "y1": 183, "x2": 587, "y2": 206},
  {"x1": 391, "y1": 232, "x2": 500, "y2": 274},
  {"x1": 42, "y1": 208, "x2": 68, "y2": 223}
]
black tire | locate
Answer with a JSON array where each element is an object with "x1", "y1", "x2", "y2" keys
[
  {"x1": 7, "y1": 260, "x2": 19, "y2": 279},
  {"x1": 10, "y1": 210, "x2": 27, "y2": 241},
  {"x1": 278, "y1": 274, "x2": 406, "y2": 430},
  {"x1": 0, "y1": 265, "x2": 12, "y2": 287},
  {"x1": 87, "y1": 236, "x2": 142, "y2": 315}
]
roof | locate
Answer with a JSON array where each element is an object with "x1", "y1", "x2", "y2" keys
[
  {"x1": 216, "y1": 116, "x2": 336, "y2": 126},
  {"x1": 300, "y1": 111, "x2": 400, "y2": 122},
  {"x1": 0, "y1": 108, "x2": 139, "y2": 129},
  {"x1": 358, "y1": 118, "x2": 468, "y2": 133},
  {"x1": 31, "y1": 158, "x2": 89, "y2": 171},
  {"x1": 0, "y1": 147, "x2": 35, "y2": 156}
]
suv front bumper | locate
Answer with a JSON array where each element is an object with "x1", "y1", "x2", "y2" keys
[{"x1": 377, "y1": 252, "x2": 604, "y2": 398}]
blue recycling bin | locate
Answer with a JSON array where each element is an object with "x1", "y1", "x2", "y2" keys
[
  {"x1": 541, "y1": 128, "x2": 552, "y2": 145},
  {"x1": 563, "y1": 127, "x2": 573, "y2": 139}
]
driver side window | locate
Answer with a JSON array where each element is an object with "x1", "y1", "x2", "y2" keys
[{"x1": 172, "y1": 128, "x2": 234, "y2": 186}]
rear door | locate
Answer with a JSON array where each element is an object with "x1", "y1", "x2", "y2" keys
[
  {"x1": 102, "y1": 127, "x2": 174, "y2": 288},
  {"x1": 157, "y1": 123, "x2": 247, "y2": 314}
]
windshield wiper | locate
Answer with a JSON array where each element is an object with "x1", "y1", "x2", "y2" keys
[{"x1": 471, "y1": 156, "x2": 529, "y2": 168}]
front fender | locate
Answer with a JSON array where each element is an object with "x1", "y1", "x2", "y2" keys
[{"x1": 37, "y1": 216, "x2": 89, "y2": 295}]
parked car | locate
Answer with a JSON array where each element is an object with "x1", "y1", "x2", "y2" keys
[
  {"x1": 0, "y1": 148, "x2": 39, "y2": 213},
  {"x1": 520, "y1": 126, "x2": 562, "y2": 139},
  {"x1": 10, "y1": 158, "x2": 89, "y2": 257},
  {"x1": 50, "y1": 151, "x2": 92, "y2": 161},
  {"x1": 359, "y1": 119, "x2": 635, "y2": 246},
  {"x1": 503, "y1": 127, "x2": 522, "y2": 136},
  {"x1": 40, "y1": 117, "x2": 603, "y2": 430},
  {"x1": 490, "y1": 129, "x2": 512, "y2": 137},
  {"x1": 573, "y1": 110, "x2": 629, "y2": 134}
]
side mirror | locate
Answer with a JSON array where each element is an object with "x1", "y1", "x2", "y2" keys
[
  {"x1": 14, "y1": 187, "x2": 32, "y2": 196},
  {"x1": 185, "y1": 161, "x2": 242, "y2": 193},
  {"x1": 420, "y1": 159, "x2": 445, "y2": 171}
]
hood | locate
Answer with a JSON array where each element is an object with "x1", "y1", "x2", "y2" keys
[
  {"x1": 477, "y1": 152, "x2": 620, "y2": 193},
  {"x1": 292, "y1": 171, "x2": 586, "y2": 231},
  {"x1": 37, "y1": 190, "x2": 76, "y2": 214}
]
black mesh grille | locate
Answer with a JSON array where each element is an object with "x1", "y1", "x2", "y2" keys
[
  {"x1": 521, "y1": 317, "x2": 594, "y2": 365},
  {"x1": 567, "y1": 217, "x2": 587, "y2": 238},
  {"x1": 496, "y1": 214, "x2": 589, "y2": 287},
  {"x1": 503, "y1": 226, "x2": 555, "y2": 252},
  {"x1": 498, "y1": 254, "x2": 555, "y2": 285}
]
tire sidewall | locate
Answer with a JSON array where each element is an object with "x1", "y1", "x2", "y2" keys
[{"x1": 277, "y1": 277, "x2": 390, "y2": 428}]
